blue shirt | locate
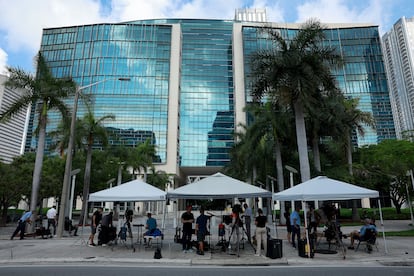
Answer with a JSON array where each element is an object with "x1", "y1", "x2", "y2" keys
[
  {"x1": 244, "y1": 207, "x2": 252, "y2": 217},
  {"x1": 20, "y1": 211, "x2": 32, "y2": 222},
  {"x1": 146, "y1": 217, "x2": 157, "y2": 231},
  {"x1": 360, "y1": 224, "x2": 376, "y2": 236},
  {"x1": 196, "y1": 214, "x2": 210, "y2": 234},
  {"x1": 290, "y1": 210, "x2": 301, "y2": 226}
]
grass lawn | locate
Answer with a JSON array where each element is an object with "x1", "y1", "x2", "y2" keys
[{"x1": 384, "y1": 229, "x2": 414, "y2": 237}]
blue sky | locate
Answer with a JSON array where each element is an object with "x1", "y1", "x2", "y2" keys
[{"x1": 0, "y1": 0, "x2": 413, "y2": 74}]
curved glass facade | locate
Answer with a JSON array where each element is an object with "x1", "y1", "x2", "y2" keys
[
  {"x1": 243, "y1": 25, "x2": 395, "y2": 146},
  {"x1": 31, "y1": 23, "x2": 172, "y2": 163},
  {"x1": 27, "y1": 19, "x2": 395, "y2": 176}
]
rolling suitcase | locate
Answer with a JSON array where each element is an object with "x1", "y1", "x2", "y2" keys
[{"x1": 298, "y1": 238, "x2": 314, "y2": 258}]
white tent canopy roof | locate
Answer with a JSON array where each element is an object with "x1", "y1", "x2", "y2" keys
[
  {"x1": 273, "y1": 176, "x2": 379, "y2": 201},
  {"x1": 89, "y1": 179, "x2": 166, "y2": 202},
  {"x1": 167, "y1": 172, "x2": 272, "y2": 199}
]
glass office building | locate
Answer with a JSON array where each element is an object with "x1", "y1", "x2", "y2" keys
[{"x1": 29, "y1": 18, "x2": 395, "y2": 181}]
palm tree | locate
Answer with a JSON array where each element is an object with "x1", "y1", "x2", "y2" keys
[
  {"x1": 335, "y1": 97, "x2": 374, "y2": 221},
  {"x1": 307, "y1": 91, "x2": 343, "y2": 172},
  {"x1": 250, "y1": 19, "x2": 342, "y2": 183},
  {"x1": 338, "y1": 97, "x2": 375, "y2": 176},
  {"x1": 77, "y1": 104, "x2": 115, "y2": 225},
  {"x1": 243, "y1": 102, "x2": 293, "y2": 222},
  {"x1": 128, "y1": 139, "x2": 157, "y2": 182},
  {"x1": 0, "y1": 52, "x2": 75, "y2": 224}
]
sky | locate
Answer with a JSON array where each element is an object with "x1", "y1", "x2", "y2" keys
[{"x1": 0, "y1": 0, "x2": 413, "y2": 74}]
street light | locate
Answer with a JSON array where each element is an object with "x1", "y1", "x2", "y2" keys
[
  {"x1": 68, "y1": 168, "x2": 81, "y2": 220},
  {"x1": 285, "y1": 165, "x2": 298, "y2": 210},
  {"x1": 56, "y1": 77, "x2": 130, "y2": 238}
]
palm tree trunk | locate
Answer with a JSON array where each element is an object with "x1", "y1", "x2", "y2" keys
[
  {"x1": 312, "y1": 135, "x2": 321, "y2": 172},
  {"x1": 79, "y1": 143, "x2": 93, "y2": 225},
  {"x1": 346, "y1": 133, "x2": 353, "y2": 175},
  {"x1": 275, "y1": 139, "x2": 286, "y2": 224},
  {"x1": 346, "y1": 132, "x2": 360, "y2": 221},
  {"x1": 294, "y1": 99, "x2": 311, "y2": 182},
  {"x1": 29, "y1": 115, "x2": 47, "y2": 232}
]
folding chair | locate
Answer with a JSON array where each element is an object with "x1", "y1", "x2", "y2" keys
[
  {"x1": 144, "y1": 228, "x2": 164, "y2": 248},
  {"x1": 355, "y1": 228, "x2": 378, "y2": 253}
]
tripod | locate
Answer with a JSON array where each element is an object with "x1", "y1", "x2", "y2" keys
[{"x1": 227, "y1": 218, "x2": 255, "y2": 257}]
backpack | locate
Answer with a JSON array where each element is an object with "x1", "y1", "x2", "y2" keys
[
  {"x1": 119, "y1": 226, "x2": 127, "y2": 240},
  {"x1": 154, "y1": 248, "x2": 162, "y2": 259}
]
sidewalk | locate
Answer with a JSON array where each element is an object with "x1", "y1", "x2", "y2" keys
[{"x1": 1, "y1": 219, "x2": 413, "y2": 266}]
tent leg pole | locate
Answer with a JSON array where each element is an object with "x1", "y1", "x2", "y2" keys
[
  {"x1": 378, "y1": 199, "x2": 388, "y2": 254},
  {"x1": 302, "y1": 201, "x2": 311, "y2": 258}
]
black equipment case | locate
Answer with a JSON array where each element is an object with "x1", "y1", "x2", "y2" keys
[{"x1": 267, "y1": 238, "x2": 283, "y2": 259}]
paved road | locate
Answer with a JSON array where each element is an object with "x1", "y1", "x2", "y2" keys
[{"x1": 0, "y1": 265, "x2": 413, "y2": 276}]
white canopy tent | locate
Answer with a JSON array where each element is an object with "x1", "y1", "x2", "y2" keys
[
  {"x1": 273, "y1": 176, "x2": 387, "y2": 254},
  {"x1": 89, "y1": 179, "x2": 167, "y2": 228},
  {"x1": 167, "y1": 172, "x2": 272, "y2": 199},
  {"x1": 166, "y1": 172, "x2": 273, "y2": 248},
  {"x1": 89, "y1": 179, "x2": 166, "y2": 202}
]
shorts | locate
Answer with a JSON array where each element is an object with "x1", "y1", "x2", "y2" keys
[
  {"x1": 197, "y1": 231, "x2": 206, "y2": 242},
  {"x1": 286, "y1": 224, "x2": 292, "y2": 233},
  {"x1": 91, "y1": 225, "x2": 97, "y2": 234}
]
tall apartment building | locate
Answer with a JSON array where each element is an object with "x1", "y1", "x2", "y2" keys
[
  {"x1": 382, "y1": 16, "x2": 414, "y2": 139},
  {"x1": 0, "y1": 74, "x2": 29, "y2": 163},
  {"x1": 29, "y1": 14, "x2": 395, "y2": 183}
]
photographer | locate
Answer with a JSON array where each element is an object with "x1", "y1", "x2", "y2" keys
[{"x1": 230, "y1": 204, "x2": 243, "y2": 246}]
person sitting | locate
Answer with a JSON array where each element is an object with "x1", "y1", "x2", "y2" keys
[
  {"x1": 143, "y1": 212, "x2": 162, "y2": 246},
  {"x1": 144, "y1": 212, "x2": 157, "y2": 236},
  {"x1": 348, "y1": 218, "x2": 377, "y2": 250}
]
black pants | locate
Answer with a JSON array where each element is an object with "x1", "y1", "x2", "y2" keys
[
  {"x1": 292, "y1": 226, "x2": 300, "y2": 247},
  {"x1": 182, "y1": 229, "x2": 192, "y2": 250},
  {"x1": 12, "y1": 221, "x2": 26, "y2": 240},
  {"x1": 47, "y1": 219, "x2": 56, "y2": 235}
]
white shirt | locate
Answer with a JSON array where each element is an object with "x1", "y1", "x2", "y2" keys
[
  {"x1": 46, "y1": 207, "x2": 57, "y2": 219},
  {"x1": 244, "y1": 207, "x2": 253, "y2": 217}
]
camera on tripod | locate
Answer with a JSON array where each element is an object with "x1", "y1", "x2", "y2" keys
[{"x1": 231, "y1": 204, "x2": 243, "y2": 227}]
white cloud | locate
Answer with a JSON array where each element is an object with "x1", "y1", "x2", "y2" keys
[
  {"x1": 0, "y1": 0, "x2": 401, "y2": 71},
  {"x1": 252, "y1": 0, "x2": 284, "y2": 22},
  {"x1": 295, "y1": 0, "x2": 393, "y2": 33},
  {"x1": 0, "y1": 48, "x2": 7, "y2": 75},
  {"x1": 0, "y1": 0, "x2": 109, "y2": 53}
]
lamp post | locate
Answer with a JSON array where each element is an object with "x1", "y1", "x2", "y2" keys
[
  {"x1": 56, "y1": 77, "x2": 130, "y2": 238},
  {"x1": 68, "y1": 168, "x2": 81, "y2": 220},
  {"x1": 285, "y1": 165, "x2": 298, "y2": 211},
  {"x1": 266, "y1": 175, "x2": 277, "y2": 218},
  {"x1": 267, "y1": 175, "x2": 278, "y2": 237}
]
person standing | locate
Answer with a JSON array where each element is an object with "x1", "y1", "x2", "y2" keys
[
  {"x1": 88, "y1": 207, "x2": 103, "y2": 247},
  {"x1": 243, "y1": 203, "x2": 252, "y2": 242},
  {"x1": 290, "y1": 206, "x2": 301, "y2": 248},
  {"x1": 307, "y1": 206, "x2": 321, "y2": 234},
  {"x1": 99, "y1": 211, "x2": 114, "y2": 245},
  {"x1": 181, "y1": 205, "x2": 194, "y2": 253},
  {"x1": 254, "y1": 208, "x2": 267, "y2": 257},
  {"x1": 195, "y1": 206, "x2": 210, "y2": 255},
  {"x1": 11, "y1": 210, "x2": 32, "y2": 240},
  {"x1": 284, "y1": 207, "x2": 292, "y2": 243},
  {"x1": 46, "y1": 206, "x2": 57, "y2": 237}
]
